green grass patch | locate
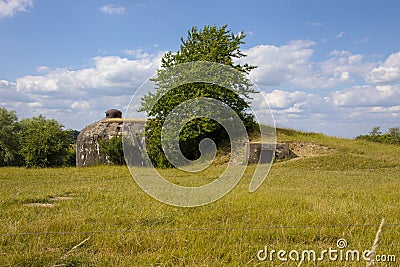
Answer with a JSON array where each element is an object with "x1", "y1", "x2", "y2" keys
[{"x1": 0, "y1": 130, "x2": 399, "y2": 266}]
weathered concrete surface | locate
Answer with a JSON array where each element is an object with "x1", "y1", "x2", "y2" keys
[
  {"x1": 76, "y1": 119, "x2": 146, "y2": 167},
  {"x1": 247, "y1": 142, "x2": 298, "y2": 164},
  {"x1": 77, "y1": 112, "x2": 298, "y2": 167},
  {"x1": 275, "y1": 143, "x2": 299, "y2": 160}
]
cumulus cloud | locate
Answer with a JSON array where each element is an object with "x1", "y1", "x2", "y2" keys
[
  {"x1": 27, "y1": 101, "x2": 42, "y2": 108},
  {"x1": 249, "y1": 89, "x2": 336, "y2": 132},
  {"x1": 239, "y1": 40, "x2": 316, "y2": 87},
  {"x1": 0, "y1": 79, "x2": 31, "y2": 102},
  {"x1": 245, "y1": 49, "x2": 400, "y2": 134},
  {"x1": 71, "y1": 101, "x2": 91, "y2": 109},
  {"x1": 263, "y1": 89, "x2": 333, "y2": 115},
  {"x1": 100, "y1": 4, "x2": 126, "y2": 14},
  {"x1": 313, "y1": 50, "x2": 375, "y2": 87},
  {"x1": 0, "y1": 79, "x2": 15, "y2": 88},
  {"x1": 332, "y1": 85, "x2": 400, "y2": 107},
  {"x1": 7, "y1": 51, "x2": 163, "y2": 129},
  {"x1": 16, "y1": 52, "x2": 162, "y2": 96},
  {"x1": 262, "y1": 90, "x2": 311, "y2": 110},
  {"x1": 240, "y1": 41, "x2": 372, "y2": 89},
  {"x1": 365, "y1": 51, "x2": 400, "y2": 84},
  {"x1": 321, "y1": 50, "x2": 368, "y2": 75},
  {"x1": 0, "y1": 0, "x2": 33, "y2": 18},
  {"x1": 4, "y1": 43, "x2": 400, "y2": 136}
]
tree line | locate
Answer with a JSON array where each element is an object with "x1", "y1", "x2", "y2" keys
[
  {"x1": 2, "y1": 105, "x2": 399, "y2": 168},
  {"x1": 356, "y1": 126, "x2": 400, "y2": 145},
  {"x1": 0, "y1": 107, "x2": 77, "y2": 167}
]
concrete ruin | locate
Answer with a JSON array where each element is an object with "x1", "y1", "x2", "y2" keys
[
  {"x1": 76, "y1": 109, "x2": 297, "y2": 167},
  {"x1": 247, "y1": 143, "x2": 298, "y2": 164},
  {"x1": 76, "y1": 109, "x2": 146, "y2": 167}
]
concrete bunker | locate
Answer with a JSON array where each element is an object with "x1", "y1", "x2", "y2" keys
[{"x1": 76, "y1": 109, "x2": 146, "y2": 167}]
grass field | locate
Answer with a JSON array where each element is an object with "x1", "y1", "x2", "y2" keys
[{"x1": 1, "y1": 129, "x2": 399, "y2": 266}]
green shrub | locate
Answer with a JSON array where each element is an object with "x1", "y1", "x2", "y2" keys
[
  {"x1": 19, "y1": 115, "x2": 72, "y2": 167},
  {"x1": 99, "y1": 135, "x2": 125, "y2": 165},
  {"x1": 356, "y1": 126, "x2": 400, "y2": 145},
  {"x1": 0, "y1": 108, "x2": 24, "y2": 166},
  {"x1": 63, "y1": 144, "x2": 77, "y2": 166}
]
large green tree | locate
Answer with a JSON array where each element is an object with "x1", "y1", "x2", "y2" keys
[
  {"x1": 19, "y1": 115, "x2": 72, "y2": 167},
  {"x1": 0, "y1": 108, "x2": 22, "y2": 166},
  {"x1": 139, "y1": 25, "x2": 257, "y2": 167}
]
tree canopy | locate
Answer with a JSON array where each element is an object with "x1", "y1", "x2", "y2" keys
[
  {"x1": 19, "y1": 115, "x2": 72, "y2": 167},
  {"x1": 139, "y1": 25, "x2": 257, "y2": 167},
  {"x1": 0, "y1": 108, "x2": 76, "y2": 167},
  {"x1": 0, "y1": 108, "x2": 22, "y2": 166}
]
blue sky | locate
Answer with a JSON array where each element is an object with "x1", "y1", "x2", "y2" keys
[{"x1": 1, "y1": 0, "x2": 400, "y2": 137}]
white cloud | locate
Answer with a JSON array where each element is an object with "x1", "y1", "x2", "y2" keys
[
  {"x1": 369, "y1": 105, "x2": 400, "y2": 115},
  {"x1": 27, "y1": 101, "x2": 42, "y2": 108},
  {"x1": 365, "y1": 51, "x2": 400, "y2": 84},
  {"x1": 260, "y1": 89, "x2": 333, "y2": 115},
  {"x1": 340, "y1": 106, "x2": 400, "y2": 123},
  {"x1": 71, "y1": 101, "x2": 91, "y2": 109},
  {"x1": 16, "y1": 52, "x2": 163, "y2": 96},
  {"x1": 239, "y1": 40, "x2": 316, "y2": 87},
  {"x1": 36, "y1": 66, "x2": 50, "y2": 73},
  {"x1": 249, "y1": 89, "x2": 336, "y2": 132},
  {"x1": 100, "y1": 4, "x2": 126, "y2": 14},
  {"x1": 0, "y1": 0, "x2": 33, "y2": 18},
  {"x1": 0, "y1": 79, "x2": 31, "y2": 102},
  {"x1": 240, "y1": 41, "x2": 372, "y2": 89},
  {"x1": 309, "y1": 22, "x2": 324, "y2": 27},
  {"x1": 314, "y1": 50, "x2": 374, "y2": 87},
  {"x1": 335, "y1": 32, "x2": 346, "y2": 39},
  {"x1": 123, "y1": 49, "x2": 151, "y2": 59},
  {"x1": 3, "y1": 43, "x2": 400, "y2": 137},
  {"x1": 332, "y1": 85, "x2": 400, "y2": 107},
  {"x1": 0, "y1": 79, "x2": 15, "y2": 88},
  {"x1": 323, "y1": 50, "x2": 366, "y2": 73},
  {"x1": 262, "y1": 90, "x2": 309, "y2": 109},
  {"x1": 8, "y1": 50, "x2": 163, "y2": 129}
]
